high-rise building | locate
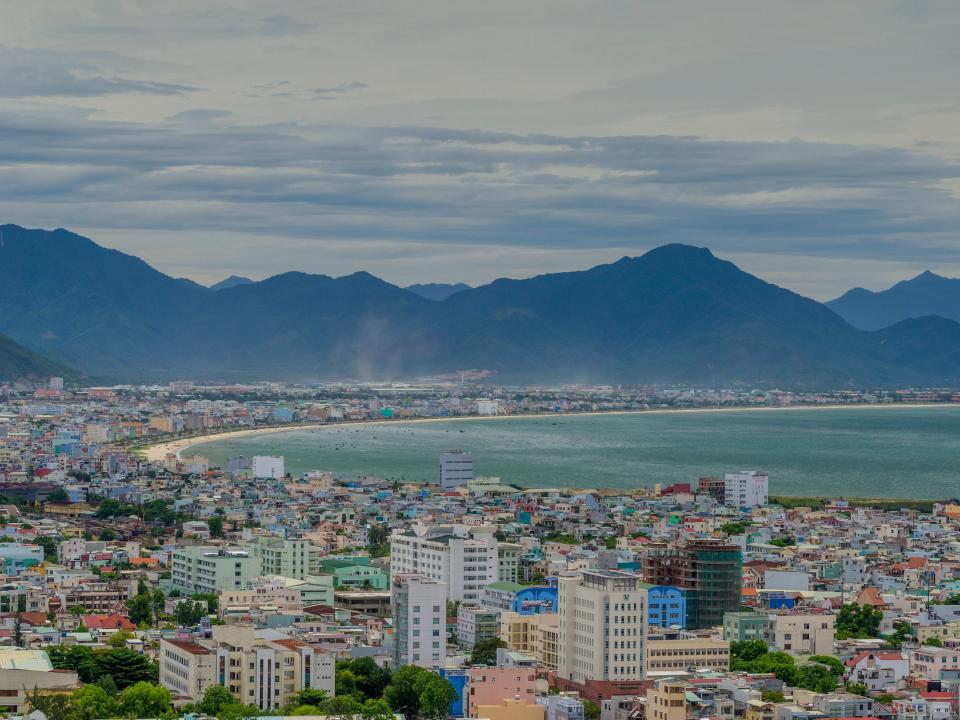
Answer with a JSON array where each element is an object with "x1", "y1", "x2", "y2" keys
[
  {"x1": 642, "y1": 540, "x2": 742, "y2": 629},
  {"x1": 252, "y1": 455, "x2": 285, "y2": 479},
  {"x1": 557, "y1": 570, "x2": 648, "y2": 685},
  {"x1": 391, "y1": 574, "x2": 447, "y2": 669},
  {"x1": 49, "y1": 377, "x2": 64, "y2": 391},
  {"x1": 390, "y1": 524, "x2": 500, "y2": 603},
  {"x1": 723, "y1": 471, "x2": 769, "y2": 508},
  {"x1": 440, "y1": 450, "x2": 474, "y2": 489}
]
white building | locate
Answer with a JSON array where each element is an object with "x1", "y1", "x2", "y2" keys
[
  {"x1": 252, "y1": 455, "x2": 285, "y2": 479},
  {"x1": 558, "y1": 570, "x2": 648, "y2": 685},
  {"x1": 49, "y1": 377, "x2": 64, "y2": 390},
  {"x1": 440, "y1": 450, "x2": 474, "y2": 489},
  {"x1": 391, "y1": 525, "x2": 499, "y2": 604},
  {"x1": 392, "y1": 574, "x2": 447, "y2": 669},
  {"x1": 477, "y1": 399, "x2": 500, "y2": 416},
  {"x1": 723, "y1": 471, "x2": 769, "y2": 508}
]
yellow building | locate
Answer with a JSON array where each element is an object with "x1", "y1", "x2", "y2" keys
[
  {"x1": 498, "y1": 611, "x2": 560, "y2": 671},
  {"x1": 646, "y1": 635, "x2": 730, "y2": 673},
  {"x1": 646, "y1": 682, "x2": 688, "y2": 720}
]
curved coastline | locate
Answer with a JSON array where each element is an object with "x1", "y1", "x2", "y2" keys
[{"x1": 141, "y1": 401, "x2": 960, "y2": 463}]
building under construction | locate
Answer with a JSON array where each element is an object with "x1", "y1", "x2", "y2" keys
[{"x1": 642, "y1": 539, "x2": 742, "y2": 629}]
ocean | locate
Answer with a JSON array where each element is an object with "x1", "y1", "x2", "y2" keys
[{"x1": 188, "y1": 405, "x2": 960, "y2": 498}]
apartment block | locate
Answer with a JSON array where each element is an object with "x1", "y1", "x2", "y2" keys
[
  {"x1": 558, "y1": 570, "x2": 648, "y2": 684},
  {"x1": 170, "y1": 546, "x2": 259, "y2": 595},
  {"x1": 391, "y1": 573, "x2": 447, "y2": 669}
]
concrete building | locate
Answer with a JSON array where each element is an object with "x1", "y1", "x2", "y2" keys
[
  {"x1": 540, "y1": 694, "x2": 586, "y2": 720},
  {"x1": 498, "y1": 542, "x2": 521, "y2": 583},
  {"x1": 0, "y1": 648, "x2": 79, "y2": 715},
  {"x1": 465, "y1": 666, "x2": 538, "y2": 716},
  {"x1": 647, "y1": 585, "x2": 686, "y2": 629},
  {"x1": 317, "y1": 558, "x2": 389, "y2": 590},
  {"x1": 170, "y1": 546, "x2": 259, "y2": 595},
  {"x1": 391, "y1": 524, "x2": 500, "y2": 603},
  {"x1": 558, "y1": 570, "x2": 648, "y2": 684},
  {"x1": 391, "y1": 573, "x2": 447, "y2": 669},
  {"x1": 245, "y1": 535, "x2": 321, "y2": 580},
  {"x1": 252, "y1": 455, "x2": 285, "y2": 479},
  {"x1": 646, "y1": 632, "x2": 731, "y2": 673},
  {"x1": 767, "y1": 611, "x2": 836, "y2": 655},
  {"x1": 457, "y1": 605, "x2": 499, "y2": 650},
  {"x1": 440, "y1": 450, "x2": 474, "y2": 489},
  {"x1": 723, "y1": 611, "x2": 771, "y2": 642},
  {"x1": 724, "y1": 471, "x2": 769, "y2": 508},
  {"x1": 643, "y1": 539, "x2": 742, "y2": 629},
  {"x1": 499, "y1": 610, "x2": 561, "y2": 671},
  {"x1": 647, "y1": 681, "x2": 689, "y2": 720},
  {"x1": 159, "y1": 626, "x2": 335, "y2": 709}
]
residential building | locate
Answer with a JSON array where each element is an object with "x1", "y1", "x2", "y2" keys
[
  {"x1": 391, "y1": 525, "x2": 499, "y2": 603},
  {"x1": 723, "y1": 471, "x2": 769, "y2": 508},
  {"x1": 391, "y1": 574, "x2": 446, "y2": 669},
  {"x1": 160, "y1": 626, "x2": 335, "y2": 709},
  {"x1": 252, "y1": 455, "x2": 285, "y2": 479},
  {"x1": 317, "y1": 558, "x2": 389, "y2": 590},
  {"x1": 540, "y1": 694, "x2": 586, "y2": 720},
  {"x1": 723, "y1": 611, "x2": 771, "y2": 642},
  {"x1": 647, "y1": 585, "x2": 686, "y2": 629},
  {"x1": 245, "y1": 536, "x2": 321, "y2": 580},
  {"x1": 499, "y1": 610, "x2": 561, "y2": 671},
  {"x1": 458, "y1": 605, "x2": 499, "y2": 650},
  {"x1": 766, "y1": 611, "x2": 835, "y2": 655},
  {"x1": 440, "y1": 450, "x2": 474, "y2": 489},
  {"x1": 465, "y1": 667, "x2": 538, "y2": 716},
  {"x1": 646, "y1": 681, "x2": 689, "y2": 720},
  {"x1": 557, "y1": 570, "x2": 648, "y2": 684},
  {"x1": 170, "y1": 546, "x2": 259, "y2": 595}
]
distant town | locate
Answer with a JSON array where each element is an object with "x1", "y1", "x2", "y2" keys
[{"x1": 0, "y1": 378, "x2": 959, "y2": 720}]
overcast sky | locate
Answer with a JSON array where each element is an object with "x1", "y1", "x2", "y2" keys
[{"x1": 2, "y1": 0, "x2": 960, "y2": 299}]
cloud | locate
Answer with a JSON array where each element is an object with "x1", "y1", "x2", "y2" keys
[
  {"x1": 0, "y1": 46, "x2": 198, "y2": 98},
  {"x1": 314, "y1": 82, "x2": 368, "y2": 97}
]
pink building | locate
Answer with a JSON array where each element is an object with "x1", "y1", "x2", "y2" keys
[{"x1": 466, "y1": 667, "x2": 538, "y2": 717}]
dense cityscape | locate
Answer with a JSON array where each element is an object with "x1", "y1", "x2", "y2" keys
[{"x1": 0, "y1": 378, "x2": 959, "y2": 719}]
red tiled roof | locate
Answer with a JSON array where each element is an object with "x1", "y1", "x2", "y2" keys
[
  {"x1": 165, "y1": 638, "x2": 211, "y2": 655},
  {"x1": 81, "y1": 614, "x2": 135, "y2": 630}
]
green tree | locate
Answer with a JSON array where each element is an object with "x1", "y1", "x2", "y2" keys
[
  {"x1": 416, "y1": 674, "x2": 457, "y2": 720},
  {"x1": 94, "y1": 648, "x2": 157, "y2": 689},
  {"x1": 198, "y1": 685, "x2": 236, "y2": 716},
  {"x1": 26, "y1": 687, "x2": 78, "y2": 720},
  {"x1": 584, "y1": 699, "x2": 602, "y2": 720},
  {"x1": 809, "y1": 655, "x2": 845, "y2": 676},
  {"x1": 384, "y1": 665, "x2": 425, "y2": 714},
  {"x1": 47, "y1": 645, "x2": 98, "y2": 683},
  {"x1": 361, "y1": 698, "x2": 395, "y2": 719},
  {"x1": 98, "y1": 528, "x2": 116, "y2": 541},
  {"x1": 924, "y1": 637, "x2": 944, "y2": 647},
  {"x1": 796, "y1": 663, "x2": 838, "y2": 693},
  {"x1": 217, "y1": 703, "x2": 263, "y2": 720},
  {"x1": 96, "y1": 675, "x2": 119, "y2": 697},
  {"x1": 470, "y1": 637, "x2": 508, "y2": 666},
  {"x1": 291, "y1": 688, "x2": 330, "y2": 707},
  {"x1": 339, "y1": 656, "x2": 391, "y2": 700},
  {"x1": 106, "y1": 630, "x2": 135, "y2": 648},
  {"x1": 846, "y1": 682, "x2": 869, "y2": 697},
  {"x1": 35, "y1": 535, "x2": 59, "y2": 562},
  {"x1": 730, "y1": 639, "x2": 768, "y2": 666},
  {"x1": 336, "y1": 668, "x2": 360, "y2": 698},
  {"x1": 321, "y1": 695, "x2": 362, "y2": 718},
  {"x1": 47, "y1": 487, "x2": 70, "y2": 503},
  {"x1": 175, "y1": 599, "x2": 207, "y2": 626},
  {"x1": 72, "y1": 684, "x2": 116, "y2": 720},
  {"x1": 836, "y1": 603, "x2": 883, "y2": 639},
  {"x1": 761, "y1": 689, "x2": 786, "y2": 703},
  {"x1": 119, "y1": 681, "x2": 172, "y2": 718},
  {"x1": 126, "y1": 594, "x2": 153, "y2": 626}
]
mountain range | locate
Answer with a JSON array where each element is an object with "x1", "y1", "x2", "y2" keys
[
  {"x1": 1, "y1": 223, "x2": 959, "y2": 387},
  {"x1": 827, "y1": 271, "x2": 960, "y2": 330},
  {"x1": 0, "y1": 331, "x2": 77, "y2": 382}
]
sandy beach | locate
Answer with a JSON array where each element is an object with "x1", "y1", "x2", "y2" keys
[{"x1": 139, "y1": 401, "x2": 959, "y2": 462}]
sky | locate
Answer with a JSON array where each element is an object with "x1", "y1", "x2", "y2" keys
[{"x1": 2, "y1": 1, "x2": 960, "y2": 300}]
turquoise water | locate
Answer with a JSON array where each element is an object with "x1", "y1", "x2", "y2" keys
[{"x1": 189, "y1": 406, "x2": 960, "y2": 498}]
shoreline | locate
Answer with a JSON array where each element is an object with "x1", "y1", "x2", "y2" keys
[{"x1": 139, "y1": 401, "x2": 960, "y2": 463}]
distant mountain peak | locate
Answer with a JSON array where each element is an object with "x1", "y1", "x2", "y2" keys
[
  {"x1": 406, "y1": 282, "x2": 472, "y2": 301},
  {"x1": 210, "y1": 275, "x2": 254, "y2": 291},
  {"x1": 913, "y1": 269, "x2": 945, "y2": 282}
]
